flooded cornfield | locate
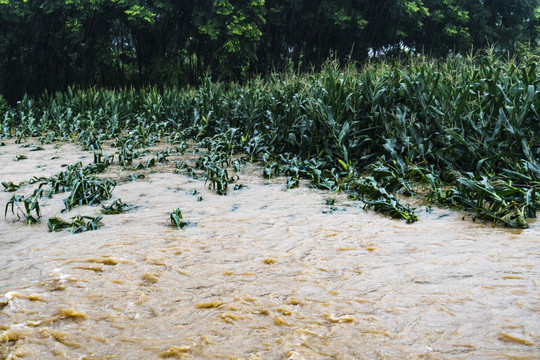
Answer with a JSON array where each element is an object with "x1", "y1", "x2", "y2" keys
[{"x1": 1, "y1": 139, "x2": 539, "y2": 359}]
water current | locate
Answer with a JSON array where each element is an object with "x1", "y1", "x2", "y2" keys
[{"x1": 1, "y1": 139, "x2": 539, "y2": 359}]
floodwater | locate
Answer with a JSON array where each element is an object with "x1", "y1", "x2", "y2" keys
[{"x1": 0, "y1": 139, "x2": 539, "y2": 359}]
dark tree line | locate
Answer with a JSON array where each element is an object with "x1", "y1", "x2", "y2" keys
[{"x1": 1, "y1": 0, "x2": 539, "y2": 103}]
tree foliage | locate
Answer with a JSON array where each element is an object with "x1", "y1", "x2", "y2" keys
[{"x1": 0, "y1": 0, "x2": 538, "y2": 102}]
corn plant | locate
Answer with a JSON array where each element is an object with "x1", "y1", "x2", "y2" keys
[
  {"x1": 348, "y1": 177, "x2": 418, "y2": 223},
  {"x1": 47, "y1": 216, "x2": 72, "y2": 232},
  {"x1": 169, "y1": 208, "x2": 188, "y2": 229},
  {"x1": 48, "y1": 215, "x2": 103, "y2": 233},
  {"x1": 63, "y1": 177, "x2": 116, "y2": 212},
  {"x1": 4, "y1": 188, "x2": 43, "y2": 224},
  {"x1": 2, "y1": 181, "x2": 22, "y2": 192},
  {"x1": 2, "y1": 51, "x2": 539, "y2": 227},
  {"x1": 71, "y1": 215, "x2": 103, "y2": 233},
  {"x1": 196, "y1": 153, "x2": 233, "y2": 195},
  {"x1": 155, "y1": 148, "x2": 171, "y2": 162},
  {"x1": 101, "y1": 199, "x2": 130, "y2": 214}
]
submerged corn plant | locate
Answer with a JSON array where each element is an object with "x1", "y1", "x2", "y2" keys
[
  {"x1": 1, "y1": 51, "x2": 539, "y2": 228},
  {"x1": 85, "y1": 150, "x2": 114, "y2": 174},
  {"x1": 196, "y1": 153, "x2": 234, "y2": 195},
  {"x1": 47, "y1": 216, "x2": 72, "y2": 232},
  {"x1": 48, "y1": 215, "x2": 103, "y2": 233},
  {"x1": 4, "y1": 188, "x2": 43, "y2": 224},
  {"x1": 70, "y1": 215, "x2": 103, "y2": 233},
  {"x1": 63, "y1": 177, "x2": 116, "y2": 212},
  {"x1": 348, "y1": 177, "x2": 418, "y2": 223},
  {"x1": 101, "y1": 199, "x2": 130, "y2": 214},
  {"x1": 2, "y1": 181, "x2": 22, "y2": 192},
  {"x1": 169, "y1": 208, "x2": 188, "y2": 229}
]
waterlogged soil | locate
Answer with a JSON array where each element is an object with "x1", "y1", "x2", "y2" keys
[{"x1": 1, "y1": 139, "x2": 539, "y2": 359}]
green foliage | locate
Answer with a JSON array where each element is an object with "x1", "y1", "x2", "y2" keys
[
  {"x1": 169, "y1": 208, "x2": 188, "y2": 229},
  {"x1": 196, "y1": 153, "x2": 232, "y2": 195},
  {"x1": 4, "y1": 188, "x2": 43, "y2": 224},
  {"x1": 198, "y1": 0, "x2": 266, "y2": 78},
  {"x1": 1, "y1": 0, "x2": 538, "y2": 102},
  {"x1": 101, "y1": 199, "x2": 130, "y2": 214},
  {"x1": 48, "y1": 214, "x2": 103, "y2": 234},
  {"x1": 348, "y1": 177, "x2": 418, "y2": 223},
  {"x1": 47, "y1": 216, "x2": 72, "y2": 232},
  {"x1": 1, "y1": 52, "x2": 539, "y2": 228},
  {"x1": 2, "y1": 181, "x2": 22, "y2": 192},
  {"x1": 21, "y1": 159, "x2": 116, "y2": 213},
  {"x1": 62, "y1": 176, "x2": 116, "y2": 212}
]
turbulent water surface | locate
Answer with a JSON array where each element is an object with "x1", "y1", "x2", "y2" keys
[{"x1": 1, "y1": 139, "x2": 539, "y2": 359}]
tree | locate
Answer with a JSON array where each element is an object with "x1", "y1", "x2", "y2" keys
[
  {"x1": 0, "y1": 0, "x2": 538, "y2": 102},
  {"x1": 197, "y1": 0, "x2": 266, "y2": 79},
  {"x1": 482, "y1": 0, "x2": 540, "y2": 52},
  {"x1": 418, "y1": 0, "x2": 473, "y2": 56}
]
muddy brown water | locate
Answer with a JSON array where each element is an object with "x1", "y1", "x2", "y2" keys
[{"x1": 0, "y1": 139, "x2": 539, "y2": 359}]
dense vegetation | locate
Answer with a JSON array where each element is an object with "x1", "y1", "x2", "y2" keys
[
  {"x1": 1, "y1": 0, "x2": 539, "y2": 103},
  {"x1": 1, "y1": 52, "x2": 539, "y2": 228}
]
